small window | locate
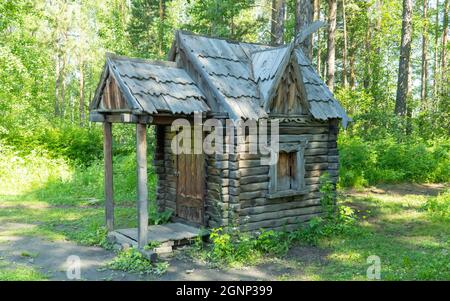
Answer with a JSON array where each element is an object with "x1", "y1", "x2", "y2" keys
[
  {"x1": 277, "y1": 152, "x2": 297, "y2": 191},
  {"x1": 268, "y1": 140, "x2": 308, "y2": 199}
]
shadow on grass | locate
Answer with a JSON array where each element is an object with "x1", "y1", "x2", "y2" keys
[{"x1": 0, "y1": 153, "x2": 160, "y2": 247}]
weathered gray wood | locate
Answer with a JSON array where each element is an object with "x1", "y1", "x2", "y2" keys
[
  {"x1": 240, "y1": 198, "x2": 321, "y2": 215},
  {"x1": 240, "y1": 213, "x2": 320, "y2": 231},
  {"x1": 240, "y1": 166, "x2": 269, "y2": 177},
  {"x1": 242, "y1": 205, "x2": 322, "y2": 223},
  {"x1": 240, "y1": 175, "x2": 269, "y2": 185},
  {"x1": 103, "y1": 122, "x2": 114, "y2": 232},
  {"x1": 136, "y1": 123, "x2": 148, "y2": 249},
  {"x1": 267, "y1": 188, "x2": 308, "y2": 199},
  {"x1": 297, "y1": 144, "x2": 306, "y2": 190},
  {"x1": 240, "y1": 182, "x2": 269, "y2": 192}
]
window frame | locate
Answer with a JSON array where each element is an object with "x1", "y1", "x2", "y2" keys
[{"x1": 268, "y1": 139, "x2": 308, "y2": 199}]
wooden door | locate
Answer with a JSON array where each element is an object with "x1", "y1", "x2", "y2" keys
[{"x1": 176, "y1": 139, "x2": 205, "y2": 225}]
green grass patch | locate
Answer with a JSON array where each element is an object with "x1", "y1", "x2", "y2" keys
[
  {"x1": 422, "y1": 190, "x2": 450, "y2": 222},
  {"x1": 0, "y1": 260, "x2": 47, "y2": 281}
]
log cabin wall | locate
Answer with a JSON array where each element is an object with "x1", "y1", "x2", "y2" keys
[
  {"x1": 154, "y1": 118, "x2": 340, "y2": 231},
  {"x1": 236, "y1": 118, "x2": 339, "y2": 231},
  {"x1": 155, "y1": 126, "x2": 177, "y2": 212},
  {"x1": 154, "y1": 123, "x2": 233, "y2": 228}
]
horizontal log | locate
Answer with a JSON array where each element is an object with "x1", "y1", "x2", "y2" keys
[
  {"x1": 240, "y1": 175, "x2": 270, "y2": 185},
  {"x1": 279, "y1": 127, "x2": 328, "y2": 135},
  {"x1": 240, "y1": 190, "x2": 267, "y2": 200},
  {"x1": 304, "y1": 155, "x2": 328, "y2": 163},
  {"x1": 240, "y1": 198, "x2": 321, "y2": 216},
  {"x1": 305, "y1": 148, "x2": 328, "y2": 156},
  {"x1": 240, "y1": 182, "x2": 269, "y2": 193},
  {"x1": 242, "y1": 205, "x2": 323, "y2": 223},
  {"x1": 239, "y1": 213, "x2": 320, "y2": 231},
  {"x1": 239, "y1": 166, "x2": 269, "y2": 177},
  {"x1": 240, "y1": 191, "x2": 321, "y2": 208},
  {"x1": 277, "y1": 134, "x2": 333, "y2": 143},
  {"x1": 237, "y1": 160, "x2": 263, "y2": 168},
  {"x1": 305, "y1": 163, "x2": 328, "y2": 171}
]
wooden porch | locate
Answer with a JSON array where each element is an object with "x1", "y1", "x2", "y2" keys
[{"x1": 108, "y1": 223, "x2": 204, "y2": 258}]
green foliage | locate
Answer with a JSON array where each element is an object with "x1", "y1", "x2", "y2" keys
[
  {"x1": 197, "y1": 227, "x2": 292, "y2": 267},
  {"x1": 108, "y1": 248, "x2": 169, "y2": 276},
  {"x1": 38, "y1": 126, "x2": 103, "y2": 165},
  {"x1": 0, "y1": 140, "x2": 72, "y2": 195},
  {"x1": 184, "y1": 0, "x2": 267, "y2": 42},
  {"x1": 422, "y1": 190, "x2": 450, "y2": 221},
  {"x1": 292, "y1": 174, "x2": 359, "y2": 245},
  {"x1": 149, "y1": 208, "x2": 173, "y2": 225},
  {"x1": 339, "y1": 134, "x2": 450, "y2": 188},
  {"x1": 254, "y1": 229, "x2": 291, "y2": 255},
  {"x1": 0, "y1": 261, "x2": 47, "y2": 281},
  {"x1": 74, "y1": 226, "x2": 112, "y2": 249}
]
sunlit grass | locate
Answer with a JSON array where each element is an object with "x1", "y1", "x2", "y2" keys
[{"x1": 0, "y1": 260, "x2": 48, "y2": 281}]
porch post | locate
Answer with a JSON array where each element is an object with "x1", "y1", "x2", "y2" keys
[
  {"x1": 136, "y1": 123, "x2": 148, "y2": 249},
  {"x1": 103, "y1": 121, "x2": 114, "y2": 232}
]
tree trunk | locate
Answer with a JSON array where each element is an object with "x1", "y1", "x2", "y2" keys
[
  {"x1": 326, "y1": 0, "x2": 337, "y2": 91},
  {"x1": 314, "y1": 0, "x2": 321, "y2": 72},
  {"x1": 79, "y1": 63, "x2": 85, "y2": 127},
  {"x1": 271, "y1": 0, "x2": 286, "y2": 45},
  {"x1": 60, "y1": 51, "x2": 66, "y2": 118},
  {"x1": 363, "y1": 4, "x2": 373, "y2": 90},
  {"x1": 159, "y1": 0, "x2": 165, "y2": 57},
  {"x1": 342, "y1": 0, "x2": 348, "y2": 88},
  {"x1": 433, "y1": 0, "x2": 440, "y2": 98},
  {"x1": 55, "y1": 55, "x2": 61, "y2": 117},
  {"x1": 441, "y1": 0, "x2": 449, "y2": 95},
  {"x1": 349, "y1": 47, "x2": 356, "y2": 89},
  {"x1": 395, "y1": 0, "x2": 413, "y2": 116},
  {"x1": 421, "y1": 0, "x2": 429, "y2": 106},
  {"x1": 295, "y1": 0, "x2": 313, "y2": 59}
]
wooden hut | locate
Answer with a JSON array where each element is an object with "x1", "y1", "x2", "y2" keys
[{"x1": 89, "y1": 30, "x2": 349, "y2": 250}]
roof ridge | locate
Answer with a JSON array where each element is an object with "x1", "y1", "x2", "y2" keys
[{"x1": 106, "y1": 52, "x2": 178, "y2": 68}]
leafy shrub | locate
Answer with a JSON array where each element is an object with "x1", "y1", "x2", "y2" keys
[
  {"x1": 292, "y1": 174, "x2": 359, "y2": 244},
  {"x1": 39, "y1": 125, "x2": 103, "y2": 166},
  {"x1": 108, "y1": 248, "x2": 169, "y2": 276},
  {"x1": 422, "y1": 190, "x2": 450, "y2": 221},
  {"x1": 254, "y1": 229, "x2": 290, "y2": 255},
  {"x1": 0, "y1": 141, "x2": 71, "y2": 195},
  {"x1": 197, "y1": 174, "x2": 360, "y2": 266},
  {"x1": 200, "y1": 227, "x2": 292, "y2": 266},
  {"x1": 338, "y1": 135, "x2": 450, "y2": 188},
  {"x1": 149, "y1": 208, "x2": 173, "y2": 225}
]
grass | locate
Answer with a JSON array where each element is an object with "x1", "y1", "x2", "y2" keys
[
  {"x1": 107, "y1": 248, "x2": 170, "y2": 276},
  {"x1": 0, "y1": 260, "x2": 47, "y2": 281},
  {"x1": 275, "y1": 187, "x2": 450, "y2": 280}
]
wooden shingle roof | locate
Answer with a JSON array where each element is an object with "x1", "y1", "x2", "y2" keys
[
  {"x1": 91, "y1": 54, "x2": 210, "y2": 115},
  {"x1": 176, "y1": 31, "x2": 349, "y2": 126},
  {"x1": 91, "y1": 32, "x2": 349, "y2": 127},
  {"x1": 177, "y1": 33, "x2": 266, "y2": 120}
]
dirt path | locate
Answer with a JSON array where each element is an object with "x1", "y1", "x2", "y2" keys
[{"x1": 0, "y1": 222, "x2": 308, "y2": 281}]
